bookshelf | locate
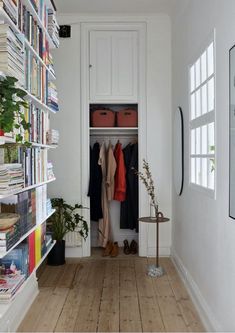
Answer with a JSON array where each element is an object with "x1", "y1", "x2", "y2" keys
[
  {"x1": 0, "y1": 0, "x2": 60, "y2": 325},
  {"x1": 0, "y1": 240, "x2": 56, "y2": 320},
  {"x1": 0, "y1": 208, "x2": 56, "y2": 258},
  {"x1": 0, "y1": 177, "x2": 56, "y2": 199}
]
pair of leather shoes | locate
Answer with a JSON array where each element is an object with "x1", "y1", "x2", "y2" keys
[
  {"x1": 123, "y1": 239, "x2": 138, "y2": 255},
  {"x1": 102, "y1": 241, "x2": 119, "y2": 257}
]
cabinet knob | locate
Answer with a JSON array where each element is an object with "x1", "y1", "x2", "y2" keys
[{"x1": 89, "y1": 64, "x2": 92, "y2": 68}]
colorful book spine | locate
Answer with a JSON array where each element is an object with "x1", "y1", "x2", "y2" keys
[
  {"x1": 35, "y1": 225, "x2": 41, "y2": 265},
  {"x1": 28, "y1": 231, "x2": 35, "y2": 274}
]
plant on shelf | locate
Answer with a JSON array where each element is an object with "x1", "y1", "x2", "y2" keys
[
  {"x1": 0, "y1": 76, "x2": 31, "y2": 144},
  {"x1": 47, "y1": 198, "x2": 89, "y2": 265}
]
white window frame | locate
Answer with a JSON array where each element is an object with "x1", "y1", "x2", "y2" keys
[{"x1": 189, "y1": 33, "x2": 216, "y2": 198}]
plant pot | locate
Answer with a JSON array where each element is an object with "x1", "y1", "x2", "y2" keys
[
  {"x1": 0, "y1": 129, "x2": 4, "y2": 136},
  {"x1": 47, "y1": 240, "x2": 66, "y2": 266}
]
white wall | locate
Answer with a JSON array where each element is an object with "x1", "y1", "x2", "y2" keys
[
  {"x1": 172, "y1": 0, "x2": 235, "y2": 331},
  {"x1": 49, "y1": 14, "x2": 172, "y2": 256}
]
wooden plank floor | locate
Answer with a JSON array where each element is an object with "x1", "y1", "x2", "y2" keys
[{"x1": 18, "y1": 256, "x2": 205, "y2": 332}]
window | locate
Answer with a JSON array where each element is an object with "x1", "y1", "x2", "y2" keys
[{"x1": 189, "y1": 40, "x2": 215, "y2": 194}]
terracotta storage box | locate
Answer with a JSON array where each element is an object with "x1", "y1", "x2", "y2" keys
[
  {"x1": 117, "y1": 109, "x2": 138, "y2": 127},
  {"x1": 91, "y1": 109, "x2": 115, "y2": 127}
]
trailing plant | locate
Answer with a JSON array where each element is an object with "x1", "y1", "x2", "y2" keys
[
  {"x1": 48, "y1": 198, "x2": 89, "y2": 241},
  {"x1": 0, "y1": 76, "x2": 31, "y2": 143}
]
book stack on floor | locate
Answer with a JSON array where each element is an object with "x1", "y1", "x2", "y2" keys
[
  {"x1": 0, "y1": 24, "x2": 24, "y2": 85},
  {"x1": 0, "y1": 164, "x2": 24, "y2": 195},
  {"x1": 47, "y1": 9, "x2": 59, "y2": 48},
  {"x1": 47, "y1": 81, "x2": 58, "y2": 112},
  {"x1": 0, "y1": 0, "x2": 17, "y2": 25},
  {"x1": 46, "y1": 129, "x2": 59, "y2": 145}
]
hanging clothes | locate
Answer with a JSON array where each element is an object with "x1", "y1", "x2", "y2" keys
[
  {"x1": 88, "y1": 142, "x2": 103, "y2": 221},
  {"x1": 120, "y1": 142, "x2": 139, "y2": 232},
  {"x1": 106, "y1": 141, "x2": 117, "y2": 201},
  {"x1": 113, "y1": 141, "x2": 126, "y2": 202},
  {"x1": 98, "y1": 142, "x2": 110, "y2": 247}
]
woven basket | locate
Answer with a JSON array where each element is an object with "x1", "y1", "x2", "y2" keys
[{"x1": 0, "y1": 213, "x2": 20, "y2": 231}]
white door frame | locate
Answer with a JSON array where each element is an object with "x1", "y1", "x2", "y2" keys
[{"x1": 80, "y1": 22, "x2": 148, "y2": 257}]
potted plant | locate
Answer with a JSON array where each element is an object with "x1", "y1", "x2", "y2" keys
[
  {"x1": 47, "y1": 198, "x2": 88, "y2": 266},
  {"x1": 0, "y1": 76, "x2": 30, "y2": 143}
]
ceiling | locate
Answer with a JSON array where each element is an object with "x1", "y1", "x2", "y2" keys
[{"x1": 54, "y1": 0, "x2": 183, "y2": 16}]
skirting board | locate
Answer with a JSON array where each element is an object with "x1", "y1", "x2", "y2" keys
[
  {"x1": 171, "y1": 248, "x2": 222, "y2": 332},
  {"x1": 0, "y1": 273, "x2": 39, "y2": 332}
]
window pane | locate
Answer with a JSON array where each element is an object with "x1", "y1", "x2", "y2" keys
[
  {"x1": 208, "y1": 122, "x2": 215, "y2": 153},
  {"x1": 191, "y1": 158, "x2": 196, "y2": 183},
  {"x1": 196, "y1": 89, "x2": 201, "y2": 117},
  {"x1": 208, "y1": 158, "x2": 215, "y2": 189},
  {"x1": 201, "y1": 84, "x2": 207, "y2": 115},
  {"x1": 191, "y1": 129, "x2": 196, "y2": 154},
  {"x1": 201, "y1": 125, "x2": 207, "y2": 154},
  {"x1": 201, "y1": 51, "x2": 207, "y2": 83},
  {"x1": 208, "y1": 77, "x2": 214, "y2": 112},
  {"x1": 195, "y1": 58, "x2": 201, "y2": 87},
  {"x1": 196, "y1": 127, "x2": 201, "y2": 154},
  {"x1": 190, "y1": 65, "x2": 195, "y2": 92},
  {"x1": 202, "y1": 158, "x2": 207, "y2": 187},
  {"x1": 196, "y1": 157, "x2": 201, "y2": 185},
  {"x1": 191, "y1": 93, "x2": 196, "y2": 120},
  {"x1": 207, "y1": 42, "x2": 214, "y2": 77}
]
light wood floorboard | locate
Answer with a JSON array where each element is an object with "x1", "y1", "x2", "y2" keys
[{"x1": 18, "y1": 257, "x2": 205, "y2": 332}]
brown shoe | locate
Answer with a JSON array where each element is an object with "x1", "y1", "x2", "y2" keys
[
  {"x1": 102, "y1": 241, "x2": 113, "y2": 256},
  {"x1": 130, "y1": 240, "x2": 138, "y2": 254},
  {"x1": 110, "y1": 242, "x2": 119, "y2": 257}
]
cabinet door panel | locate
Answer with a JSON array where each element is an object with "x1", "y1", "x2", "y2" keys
[
  {"x1": 112, "y1": 31, "x2": 138, "y2": 100},
  {"x1": 89, "y1": 31, "x2": 112, "y2": 100},
  {"x1": 89, "y1": 30, "x2": 138, "y2": 102}
]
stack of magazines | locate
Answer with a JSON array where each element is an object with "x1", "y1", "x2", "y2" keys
[
  {"x1": 0, "y1": 164, "x2": 24, "y2": 195},
  {"x1": 0, "y1": 274, "x2": 25, "y2": 302},
  {"x1": 47, "y1": 81, "x2": 59, "y2": 112},
  {"x1": 0, "y1": 24, "x2": 24, "y2": 86}
]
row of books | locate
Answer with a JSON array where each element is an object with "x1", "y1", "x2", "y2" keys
[
  {"x1": 47, "y1": 8, "x2": 59, "y2": 48},
  {"x1": 47, "y1": 81, "x2": 58, "y2": 112},
  {"x1": 0, "y1": 25, "x2": 24, "y2": 86},
  {"x1": 0, "y1": 164, "x2": 24, "y2": 195},
  {"x1": 18, "y1": 147, "x2": 48, "y2": 186},
  {"x1": 0, "y1": 189, "x2": 52, "y2": 251},
  {"x1": 0, "y1": 225, "x2": 53, "y2": 302},
  {"x1": 24, "y1": 103, "x2": 50, "y2": 144},
  {"x1": 0, "y1": 0, "x2": 17, "y2": 25}
]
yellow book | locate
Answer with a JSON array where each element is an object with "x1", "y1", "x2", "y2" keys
[{"x1": 35, "y1": 226, "x2": 42, "y2": 265}]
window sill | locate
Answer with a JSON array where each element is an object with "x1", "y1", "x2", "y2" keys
[{"x1": 189, "y1": 182, "x2": 215, "y2": 199}]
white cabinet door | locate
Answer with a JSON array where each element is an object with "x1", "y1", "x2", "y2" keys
[{"x1": 89, "y1": 30, "x2": 138, "y2": 102}]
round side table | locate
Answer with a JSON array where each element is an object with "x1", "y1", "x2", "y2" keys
[{"x1": 139, "y1": 214, "x2": 170, "y2": 277}]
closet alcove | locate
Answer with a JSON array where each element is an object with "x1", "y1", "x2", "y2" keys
[{"x1": 80, "y1": 22, "x2": 148, "y2": 257}]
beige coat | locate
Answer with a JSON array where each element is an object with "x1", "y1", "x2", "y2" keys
[{"x1": 106, "y1": 142, "x2": 117, "y2": 201}]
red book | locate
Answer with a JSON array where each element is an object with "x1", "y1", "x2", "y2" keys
[{"x1": 28, "y1": 232, "x2": 35, "y2": 274}]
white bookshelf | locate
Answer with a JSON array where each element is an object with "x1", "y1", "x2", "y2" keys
[
  {"x1": 0, "y1": 1, "x2": 59, "y2": 327},
  {"x1": 0, "y1": 178, "x2": 56, "y2": 199},
  {"x1": 0, "y1": 209, "x2": 56, "y2": 258},
  {"x1": 0, "y1": 240, "x2": 56, "y2": 319}
]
